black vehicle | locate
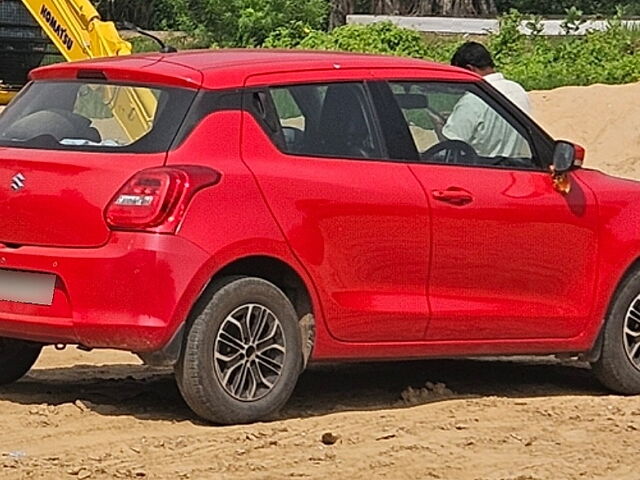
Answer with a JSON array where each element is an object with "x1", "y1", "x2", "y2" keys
[{"x1": 0, "y1": 0, "x2": 50, "y2": 93}]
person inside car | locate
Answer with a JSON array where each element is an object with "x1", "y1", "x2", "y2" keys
[
  {"x1": 449, "y1": 41, "x2": 531, "y2": 114},
  {"x1": 441, "y1": 42, "x2": 531, "y2": 160}
]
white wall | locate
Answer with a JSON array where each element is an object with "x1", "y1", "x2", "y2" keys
[{"x1": 347, "y1": 15, "x2": 640, "y2": 36}]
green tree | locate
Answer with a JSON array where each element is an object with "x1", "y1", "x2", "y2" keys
[
  {"x1": 95, "y1": 0, "x2": 195, "y2": 30},
  {"x1": 182, "y1": 0, "x2": 328, "y2": 47},
  {"x1": 97, "y1": 0, "x2": 328, "y2": 46}
]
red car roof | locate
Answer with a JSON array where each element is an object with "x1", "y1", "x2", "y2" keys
[{"x1": 30, "y1": 49, "x2": 478, "y2": 90}]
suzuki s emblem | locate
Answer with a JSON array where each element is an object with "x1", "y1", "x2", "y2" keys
[{"x1": 10, "y1": 173, "x2": 25, "y2": 192}]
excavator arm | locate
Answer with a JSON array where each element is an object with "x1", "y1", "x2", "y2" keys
[
  {"x1": 19, "y1": 0, "x2": 131, "y2": 61},
  {"x1": 1, "y1": 0, "x2": 158, "y2": 141}
]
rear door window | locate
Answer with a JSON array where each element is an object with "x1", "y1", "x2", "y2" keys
[
  {"x1": 0, "y1": 81, "x2": 196, "y2": 152},
  {"x1": 269, "y1": 82, "x2": 384, "y2": 160}
]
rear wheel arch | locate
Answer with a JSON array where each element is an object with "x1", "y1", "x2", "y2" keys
[
  {"x1": 211, "y1": 255, "x2": 315, "y2": 321},
  {"x1": 141, "y1": 255, "x2": 318, "y2": 367},
  {"x1": 201, "y1": 256, "x2": 318, "y2": 368}
]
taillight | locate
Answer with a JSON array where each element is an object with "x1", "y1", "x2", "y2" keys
[{"x1": 106, "y1": 166, "x2": 220, "y2": 232}]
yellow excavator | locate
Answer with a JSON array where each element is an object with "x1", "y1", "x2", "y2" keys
[{"x1": 0, "y1": 0, "x2": 165, "y2": 140}]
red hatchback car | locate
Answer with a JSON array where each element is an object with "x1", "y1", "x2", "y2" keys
[{"x1": 0, "y1": 49, "x2": 639, "y2": 424}]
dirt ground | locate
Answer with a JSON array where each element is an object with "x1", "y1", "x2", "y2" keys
[
  {"x1": 3, "y1": 350, "x2": 638, "y2": 480},
  {"x1": 2, "y1": 82, "x2": 640, "y2": 479}
]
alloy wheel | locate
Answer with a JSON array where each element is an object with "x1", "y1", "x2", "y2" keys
[
  {"x1": 213, "y1": 303, "x2": 287, "y2": 401},
  {"x1": 623, "y1": 295, "x2": 640, "y2": 369}
]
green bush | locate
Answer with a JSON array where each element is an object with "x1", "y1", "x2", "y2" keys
[
  {"x1": 129, "y1": 34, "x2": 209, "y2": 53},
  {"x1": 265, "y1": 21, "x2": 435, "y2": 58},
  {"x1": 98, "y1": 0, "x2": 328, "y2": 47},
  {"x1": 495, "y1": 0, "x2": 640, "y2": 16},
  {"x1": 265, "y1": 14, "x2": 640, "y2": 91},
  {"x1": 162, "y1": 0, "x2": 329, "y2": 47},
  {"x1": 98, "y1": 0, "x2": 640, "y2": 32},
  {"x1": 488, "y1": 10, "x2": 640, "y2": 89},
  {"x1": 124, "y1": 1, "x2": 640, "y2": 91},
  {"x1": 95, "y1": 0, "x2": 193, "y2": 30}
]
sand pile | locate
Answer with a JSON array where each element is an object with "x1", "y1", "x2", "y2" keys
[{"x1": 530, "y1": 82, "x2": 640, "y2": 179}]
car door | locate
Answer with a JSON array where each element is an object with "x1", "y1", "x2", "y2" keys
[
  {"x1": 370, "y1": 79, "x2": 599, "y2": 341},
  {"x1": 240, "y1": 75, "x2": 431, "y2": 343}
]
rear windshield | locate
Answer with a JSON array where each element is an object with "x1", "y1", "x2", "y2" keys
[{"x1": 0, "y1": 81, "x2": 197, "y2": 152}]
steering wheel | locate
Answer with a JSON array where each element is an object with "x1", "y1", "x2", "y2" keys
[{"x1": 420, "y1": 139, "x2": 477, "y2": 164}]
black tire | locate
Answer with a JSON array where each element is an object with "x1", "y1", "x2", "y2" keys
[
  {"x1": 592, "y1": 269, "x2": 640, "y2": 394},
  {"x1": 0, "y1": 338, "x2": 42, "y2": 385},
  {"x1": 176, "y1": 276, "x2": 302, "y2": 424}
]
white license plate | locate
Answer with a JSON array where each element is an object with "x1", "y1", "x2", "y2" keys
[{"x1": 0, "y1": 269, "x2": 56, "y2": 306}]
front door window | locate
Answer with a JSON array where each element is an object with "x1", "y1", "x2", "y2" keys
[{"x1": 388, "y1": 82, "x2": 535, "y2": 169}]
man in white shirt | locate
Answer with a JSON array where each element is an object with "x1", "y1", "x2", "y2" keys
[{"x1": 442, "y1": 42, "x2": 532, "y2": 159}]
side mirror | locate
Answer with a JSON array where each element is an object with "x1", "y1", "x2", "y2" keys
[
  {"x1": 552, "y1": 140, "x2": 585, "y2": 174},
  {"x1": 551, "y1": 141, "x2": 585, "y2": 194}
]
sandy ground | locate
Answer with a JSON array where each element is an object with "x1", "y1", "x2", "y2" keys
[
  {"x1": 2, "y1": 83, "x2": 640, "y2": 479},
  {"x1": 2, "y1": 350, "x2": 637, "y2": 480}
]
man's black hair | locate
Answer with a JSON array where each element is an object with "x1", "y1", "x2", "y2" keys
[{"x1": 451, "y1": 42, "x2": 495, "y2": 70}]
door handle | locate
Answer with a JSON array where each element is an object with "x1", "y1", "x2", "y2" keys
[{"x1": 431, "y1": 187, "x2": 473, "y2": 206}]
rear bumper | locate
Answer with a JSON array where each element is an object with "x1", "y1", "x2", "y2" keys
[{"x1": 0, "y1": 232, "x2": 210, "y2": 351}]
